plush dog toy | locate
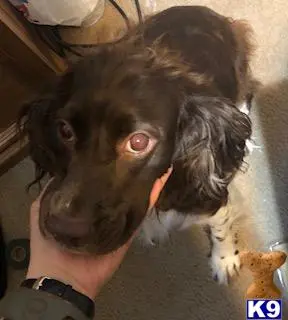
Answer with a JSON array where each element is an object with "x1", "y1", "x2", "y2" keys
[{"x1": 240, "y1": 251, "x2": 287, "y2": 299}]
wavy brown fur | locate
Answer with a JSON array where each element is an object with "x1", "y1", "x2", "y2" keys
[{"x1": 19, "y1": 6, "x2": 254, "y2": 254}]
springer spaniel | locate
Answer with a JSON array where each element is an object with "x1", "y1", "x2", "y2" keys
[{"x1": 20, "y1": 6, "x2": 257, "y2": 284}]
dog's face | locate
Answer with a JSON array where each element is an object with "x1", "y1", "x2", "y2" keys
[
  {"x1": 21, "y1": 44, "x2": 251, "y2": 254},
  {"x1": 22, "y1": 45, "x2": 181, "y2": 253}
]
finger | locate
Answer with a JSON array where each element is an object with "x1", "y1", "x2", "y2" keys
[
  {"x1": 30, "y1": 178, "x2": 55, "y2": 232},
  {"x1": 110, "y1": 240, "x2": 132, "y2": 260},
  {"x1": 149, "y1": 166, "x2": 173, "y2": 209},
  {"x1": 159, "y1": 166, "x2": 173, "y2": 187},
  {"x1": 33, "y1": 178, "x2": 55, "y2": 208}
]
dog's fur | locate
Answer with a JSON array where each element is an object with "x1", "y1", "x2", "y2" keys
[{"x1": 20, "y1": 6, "x2": 256, "y2": 284}]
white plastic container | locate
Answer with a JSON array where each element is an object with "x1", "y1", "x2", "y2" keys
[
  {"x1": 8, "y1": 0, "x2": 105, "y2": 27},
  {"x1": 144, "y1": 0, "x2": 157, "y2": 14}
]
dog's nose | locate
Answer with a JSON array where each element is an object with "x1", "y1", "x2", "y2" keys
[
  {"x1": 50, "y1": 191, "x2": 72, "y2": 215},
  {"x1": 47, "y1": 191, "x2": 91, "y2": 242}
]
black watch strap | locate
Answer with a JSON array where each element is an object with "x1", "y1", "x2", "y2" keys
[{"x1": 21, "y1": 277, "x2": 95, "y2": 319}]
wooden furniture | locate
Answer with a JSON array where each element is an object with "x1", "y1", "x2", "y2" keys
[{"x1": 0, "y1": 0, "x2": 66, "y2": 175}]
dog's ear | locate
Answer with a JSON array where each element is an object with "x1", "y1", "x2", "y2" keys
[
  {"x1": 18, "y1": 73, "x2": 74, "y2": 183},
  {"x1": 174, "y1": 96, "x2": 251, "y2": 206},
  {"x1": 19, "y1": 95, "x2": 68, "y2": 183}
]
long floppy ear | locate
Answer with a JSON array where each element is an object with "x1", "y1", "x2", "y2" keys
[
  {"x1": 179, "y1": 95, "x2": 251, "y2": 198},
  {"x1": 159, "y1": 96, "x2": 251, "y2": 214},
  {"x1": 19, "y1": 95, "x2": 67, "y2": 184},
  {"x1": 18, "y1": 73, "x2": 73, "y2": 184}
]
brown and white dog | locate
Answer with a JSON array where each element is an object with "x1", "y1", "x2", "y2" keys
[{"x1": 20, "y1": 6, "x2": 256, "y2": 284}]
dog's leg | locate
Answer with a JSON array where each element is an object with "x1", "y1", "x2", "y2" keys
[
  {"x1": 139, "y1": 209, "x2": 186, "y2": 245},
  {"x1": 139, "y1": 209, "x2": 208, "y2": 245},
  {"x1": 207, "y1": 206, "x2": 241, "y2": 285}
]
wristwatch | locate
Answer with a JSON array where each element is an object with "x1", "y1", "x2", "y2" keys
[{"x1": 21, "y1": 277, "x2": 95, "y2": 319}]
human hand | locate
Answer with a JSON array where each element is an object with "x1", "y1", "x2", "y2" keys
[
  {"x1": 27, "y1": 181, "x2": 132, "y2": 299},
  {"x1": 27, "y1": 167, "x2": 172, "y2": 299}
]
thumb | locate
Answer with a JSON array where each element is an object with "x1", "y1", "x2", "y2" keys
[{"x1": 30, "y1": 178, "x2": 55, "y2": 233}]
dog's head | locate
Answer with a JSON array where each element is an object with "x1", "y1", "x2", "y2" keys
[{"x1": 20, "y1": 43, "x2": 251, "y2": 253}]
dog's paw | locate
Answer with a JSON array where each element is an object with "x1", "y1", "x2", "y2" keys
[{"x1": 210, "y1": 252, "x2": 241, "y2": 285}]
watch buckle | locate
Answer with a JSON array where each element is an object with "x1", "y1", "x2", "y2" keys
[{"x1": 32, "y1": 276, "x2": 51, "y2": 289}]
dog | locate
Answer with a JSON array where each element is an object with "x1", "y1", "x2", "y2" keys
[{"x1": 20, "y1": 6, "x2": 256, "y2": 285}]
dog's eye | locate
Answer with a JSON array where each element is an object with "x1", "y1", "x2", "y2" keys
[
  {"x1": 118, "y1": 131, "x2": 157, "y2": 158},
  {"x1": 126, "y1": 132, "x2": 150, "y2": 153},
  {"x1": 58, "y1": 120, "x2": 74, "y2": 142}
]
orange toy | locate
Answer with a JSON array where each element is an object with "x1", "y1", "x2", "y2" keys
[{"x1": 240, "y1": 251, "x2": 287, "y2": 299}]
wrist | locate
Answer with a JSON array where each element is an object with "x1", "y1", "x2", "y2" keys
[
  {"x1": 26, "y1": 262, "x2": 100, "y2": 300},
  {"x1": 21, "y1": 277, "x2": 95, "y2": 319}
]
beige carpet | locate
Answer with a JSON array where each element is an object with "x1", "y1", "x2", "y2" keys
[{"x1": 1, "y1": 1, "x2": 288, "y2": 319}]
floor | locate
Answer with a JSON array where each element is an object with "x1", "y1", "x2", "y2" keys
[{"x1": 1, "y1": 1, "x2": 288, "y2": 319}]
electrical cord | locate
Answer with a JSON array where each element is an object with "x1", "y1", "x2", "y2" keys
[
  {"x1": 35, "y1": 0, "x2": 143, "y2": 58},
  {"x1": 35, "y1": 26, "x2": 82, "y2": 58},
  {"x1": 35, "y1": 26, "x2": 66, "y2": 58},
  {"x1": 108, "y1": 0, "x2": 130, "y2": 30},
  {"x1": 134, "y1": 0, "x2": 143, "y2": 24}
]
